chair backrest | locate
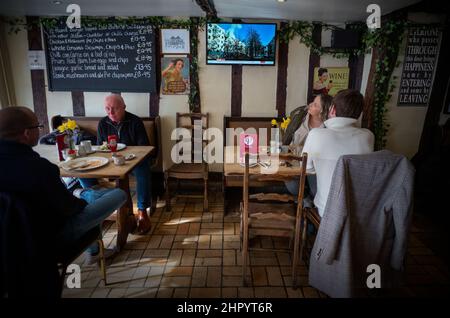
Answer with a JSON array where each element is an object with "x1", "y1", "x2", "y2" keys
[
  {"x1": 224, "y1": 116, "x2": 282, "y2": 148},
  {"x1": 242, "y1": 152, "x2": 308, "y2": 235},
  {"x1": 175, "y1": 112, "x2": 209, "y2": 162},
  {"x1": 51, "y1": 115, "x2": 163, "y2": 172}
]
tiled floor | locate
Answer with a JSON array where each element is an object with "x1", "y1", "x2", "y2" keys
[{"x1": 62, "y1": 180, "x2": 450, "y2": 298}]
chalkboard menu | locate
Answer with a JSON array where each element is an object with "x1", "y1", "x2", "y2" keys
[
  {"x1": 44, "y1": 20, "x2": 156, "y2": 92},
  {"x1": 398, "y1": 26, "x2": 441, "y2": 106}
]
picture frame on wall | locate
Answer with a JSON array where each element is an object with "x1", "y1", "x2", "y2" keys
[
  {"x1": 161, "y1": 55, "x2": 190, "y2": 95},
  {"x1": 161, "y1": 29, "x2": 190, "y2": 54},
  {"x1": 312, "y1": 67, "x2": 349, "y2": 97}
]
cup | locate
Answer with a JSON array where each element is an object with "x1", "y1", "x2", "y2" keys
[
  {"x1": 80, "y1": 140, "x2": 92, "y2": 153},
  {"x1": 112, "y1": 154, "x2": 125, "y2": 166},
  {"x1": 77, "y1": 144, "x2": 86, "y2": 156}
]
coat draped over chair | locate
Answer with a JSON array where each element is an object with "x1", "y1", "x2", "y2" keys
[{"x1": 309, "y1": 150, "x2": 415, "y2": 298}]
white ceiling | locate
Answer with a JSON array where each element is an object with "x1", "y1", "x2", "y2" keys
[{"x1": 0, "y1": 0, "x2": 420, "y2": 23}]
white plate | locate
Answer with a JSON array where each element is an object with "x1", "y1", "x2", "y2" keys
[
  {"x1": 92, "y1": 143, "x2": 127, "y2": 152},
  {"x1": 60, "y1": 157, "x2": 109, "y2": 171}
]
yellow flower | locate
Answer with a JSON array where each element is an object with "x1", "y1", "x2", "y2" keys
[
  {"x1": 280, "y1": 117, "x2": 291, "y2": 131},
  {"x1": 66, "y1": 119, "x2": 77, "y2": 131},
  {"x1": 57, "y1": 122, "x2": 68, "y2": 133},
  {"x1": 271, "y1": 119, "x2": 278, "y2": 126}
]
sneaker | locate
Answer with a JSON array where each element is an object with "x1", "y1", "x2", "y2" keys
[
  {"x1": 85, "y1": 248, "x2": 116, "y2": 266},
  {"x1": 73, "y1": 188, "x2": 85, "y2": 199}
]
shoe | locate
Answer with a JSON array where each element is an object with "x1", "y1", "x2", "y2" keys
[
  {"x1": 73, "y1": 188, "x2": 85, "y2": 199},
  {"x1": 136, "y1": 209, "x2": 151, "y2": 235},
  {"x1": 85, "y1": 248, "x2": 116, "y2": 266}
]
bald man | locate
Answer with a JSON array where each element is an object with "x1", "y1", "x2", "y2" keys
[
  {"x1": 79, "y1": 94, "x2": 152, "y2": 234},
  {"x1": 0, "y1": 106, "x2": 127, "y2": 269}
]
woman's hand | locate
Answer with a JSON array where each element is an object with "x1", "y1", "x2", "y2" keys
[{"x1": 162, "y1": 62, "x2": 175, "y2": 77}]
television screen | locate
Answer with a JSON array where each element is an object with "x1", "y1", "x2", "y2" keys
[{"x1": 206, "y1": 23, "x2": 277, "y2": 66}]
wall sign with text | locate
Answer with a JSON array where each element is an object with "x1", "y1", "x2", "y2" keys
[
  {"x1": 398, "y1": 26, "x2": 441, "y2": 106},
  {"x1": 44, "y1": 19, "x2": 156, "y2": 93}
]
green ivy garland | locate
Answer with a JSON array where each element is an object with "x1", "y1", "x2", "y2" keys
[
  {"x1": 279, "y1": 20, "x2": 412, "y2": 149},
  {"x1": 3, "y1": 17, "x2": 440, "y2": 145},
  {"x1": 368, "y1": 20, "x2": 409, "y2": 149}
]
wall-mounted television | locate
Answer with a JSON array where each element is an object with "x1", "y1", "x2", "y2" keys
[{"x1": 206, "y1": 22, "x2": 277, "y2": 66}]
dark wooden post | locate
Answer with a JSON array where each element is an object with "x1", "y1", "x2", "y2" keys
[{"x1": 27, "y1": 16, "x2": 49, "y2": 135}]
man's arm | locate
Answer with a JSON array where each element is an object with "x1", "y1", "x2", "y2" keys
[{"x1": 41, "y1": 161, "x2": 87, "y2": 218}]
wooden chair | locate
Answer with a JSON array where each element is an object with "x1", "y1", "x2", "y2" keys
[
  {"x1": 165, "y1": 112, "x2": 209, "y2": 212},
  {"x1": 57, "y1": 227, "x2": 108, "y2": 291},
  {"x1": 241, "y1": 152, "x2": 308, "y2": 287},
  {"x1": 299, "y1": 207, "x2": 322, "y2": 266}
]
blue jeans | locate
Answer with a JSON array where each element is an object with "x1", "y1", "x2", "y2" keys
[
  {"x1": 58, "y1": 188, "x2": 127, "y2": 255},
  {"x1": 79, "y1": 158, "x2": 151, "y2": 210},
  {"x1": 285, "y1": 175, "x2": 317, "y2": 199}
]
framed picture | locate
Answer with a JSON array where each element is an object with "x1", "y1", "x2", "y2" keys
[
  {"x1": 312, "y1": 67, "x2": 349, "y2": 97},
  {"x1": 161, "y1": 29, "x2": 190, "y2": 54},
  {"x1": 161, "y1": 56, "x2": 190, "y2": 95}
]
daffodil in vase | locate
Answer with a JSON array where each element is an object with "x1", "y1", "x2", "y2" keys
[
  {"x1": 270, "y1": 117, "x2": 291, "y2": 153},
  {"x1": 57, "y1": 119, "x2": 80, "y2": 152}
]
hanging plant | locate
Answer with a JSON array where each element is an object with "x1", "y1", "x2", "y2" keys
[{"x1": 368, "y1": 19, "x2": 409, "y2": 149}]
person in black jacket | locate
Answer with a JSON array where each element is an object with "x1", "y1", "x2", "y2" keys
[
  {"x1": 0, "y1": 107, "x2": 127, "y2": 296},
  {"x1": 79, "y1": 94, "x2": 152, "y2": 234}
]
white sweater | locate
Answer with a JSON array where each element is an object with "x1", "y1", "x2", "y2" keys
[{"x1": 302, "y1": 117, "x2": 374, "y2": 216}]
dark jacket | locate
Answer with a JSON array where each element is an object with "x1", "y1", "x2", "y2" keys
[
  {"x1": 1, "y1": 192, "x2": 60, "y2": 298},
  {"x1": 0, "y1": 139, "x2": 86, "y2": 298},
  {"x1": 97, "y1": 111, "x2": 149, "y2": 146},
  {"x1": 282, "y1": 105, "x2": 307, "y2": 145},
  {"x1": 39, "y1": 129, "x2": 97, "y2": 145},
  {"x1": 0, "y1": 139, "x2": 87, "y2": 227}
]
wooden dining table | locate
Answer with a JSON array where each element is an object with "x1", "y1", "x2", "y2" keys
[
  {"x1": 223, "y1": 146, "x2": 308, "y2": 213},
  {"x1": 34, "y1": 144, "x2": 155, "y2": 251}
]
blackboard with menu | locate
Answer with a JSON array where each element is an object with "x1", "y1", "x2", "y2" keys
[
  {"x1": 44, "y1": 20, "x2": 156, "y2": 93},
  {"x1": 398, "y1": 26, "x2": 441, "y2": 106}
]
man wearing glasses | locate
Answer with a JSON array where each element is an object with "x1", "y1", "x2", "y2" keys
[{"x1": 0, "y1": 106, "x2": 127, "y2": 297}]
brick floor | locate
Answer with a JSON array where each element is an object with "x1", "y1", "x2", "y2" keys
[{"x1": 62, "y1": 181, "x2": 450, "y2": 298}]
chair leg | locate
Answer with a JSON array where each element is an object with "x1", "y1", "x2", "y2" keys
[
  {"x1": 299, "y1": 211, "x2": 308, "y2": 267},
  {"x1": 292, "y1": 211, "x2": 303, "y2": 289},
  {"x1": 203, "y1": 177, "x2": 209, "y2": 212},
  {"x1": 59, "y1": 265, "x2": 67, "y2": 295},
  {"x1": 164, "y1": 172, "x2": 171, "y2": 212},
  {"x1": 241, "y1": 215, "x2": 249, "y2": 287},
  {"x1": 98, "y1": 239, "x2": 107, "y2": 285}
]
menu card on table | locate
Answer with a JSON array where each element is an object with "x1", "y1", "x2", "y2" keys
[{"x1": 239, "y1": 133, "x2": 258, "y2": 165}]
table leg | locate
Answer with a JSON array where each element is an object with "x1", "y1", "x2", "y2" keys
[{"x1": 115, "y1": 176, "x2": 136, "y2": 251}]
